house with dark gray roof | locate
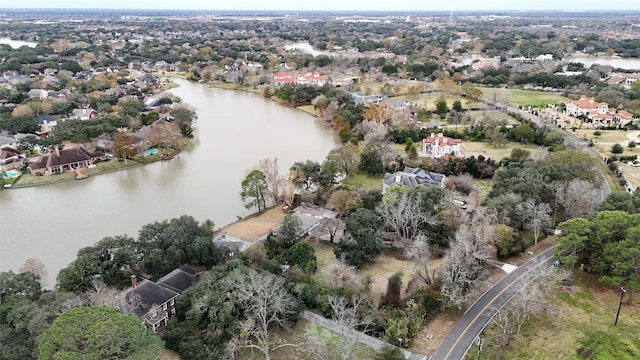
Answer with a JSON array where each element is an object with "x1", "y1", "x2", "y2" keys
[
  {"x1": 122, "y1": 266, "x2": 201, "y2": 333},
  {"x1": 382, "y1": 166, "x2": 446, "y2": 193}
]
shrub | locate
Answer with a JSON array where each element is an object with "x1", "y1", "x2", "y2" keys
[
  {"x1": 611, "y1": 143, "x2": 624, "y2": 154},
  {"x1": 629, "y1": 141, "x2": 637, "y2": 148},
  {"x1": 384, "y1": 272, "x2": 404, "y2": 307}
]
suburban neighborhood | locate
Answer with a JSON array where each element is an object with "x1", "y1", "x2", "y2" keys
[{"x1": 1, "y1": 5, "x2": 640, "y2": 360}]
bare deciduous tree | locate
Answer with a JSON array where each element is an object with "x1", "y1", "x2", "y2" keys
[
  {"x1": 19, "y1": 258, "x2": 48, "y2": 287},
  {"x1": 441, "y1": 210, "x2": 497, "y2": 309},
  {"x1": 554, "y1": 179, "x2": 599, "y2": 220},
  {"x1": 304, "y1": 294, "x2": 373, "y2": 360},
  {"x1": 225, "y1": 268, "x2": 299, "y2": 360},
  {"x1": 376, "y1": 192, "x2": 437, "y2": 254},
  {"x1": 515, "y1": 199, "x2": 553, "y2": 244},
  {"x1": 405, "y1": 234, "x2": 439, "y2": 287},
  {"x1": 258, "y1": 158, "x2": 282, "y2": 205}
]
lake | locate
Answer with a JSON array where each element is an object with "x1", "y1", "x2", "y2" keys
[
  {"x1": 0, "y1": 79, "x2": 340, "y2": 287},
  {"x1": 0, "y1": 38, "x2": 39, "y2": 49}
]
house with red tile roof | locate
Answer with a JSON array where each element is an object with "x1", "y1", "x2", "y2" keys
[
  {"x1": 272, "y1": 72, "x2": 326, "y2": 86},
  {"x1": 420, "y1": 133, "x2": 463, "y2": 158},
  {"x1": 565, "y1": 97, "x2": 637, "y2": 127}
]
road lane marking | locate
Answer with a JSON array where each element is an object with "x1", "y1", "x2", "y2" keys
[{"x1": 438, "y1": 249, "x2": 555, "y2": 360}]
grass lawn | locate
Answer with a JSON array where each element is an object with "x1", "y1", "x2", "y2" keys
[
  {"x1": 624, "y1": 166, "x2": 640, "y2": 189},
  {"x1": 344, "y1": 172, "x2": 383, "y2": 190},
  {"x1": 311, "y1": 241, "x2": 424, "y2": 299},
  {"x1": 480, "y1": 88, "x2": 569, "y2": 107},
  {"x1": 297, "y1": 104, "x2": 320, "y2": 116},
  {"x1": 468, "y1": 275, "x2": 640, "y2": 359},
  {"x1": 575, "y1": 129, "x2": 637, "y2": 144},
  {"x1": 462, "y1": 141, "x2": 525, "y2": 159},
  {"x1": 475, "y1": 178, "x2": 493, "y2": 204}
]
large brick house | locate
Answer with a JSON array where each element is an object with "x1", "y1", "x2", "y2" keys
[
  {"x1": 122, "y1": 265, "x2": 201, "y2": 333},
  {"x1": 29, "y1": 146, "x2": 105, "y2": 175}
]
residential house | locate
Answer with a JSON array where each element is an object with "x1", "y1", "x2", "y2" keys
[
  {"x1": 606, "y1": 72, "x2": 640, "y2": 87},
  {"x1": 420, "y1": 133, "x2": 463, "y2": 158},
  {"x1": 0, "y1": 146, "x2": 26, "y2": 172},
  {"x1": 565, "y1": 97, "x2": 638, "y2": 127},
  {"x1": 291, "y1": 204, "x2": 338, "y2": 237},
  {"x1": 382, "y1": 167, "x2": 446, "y2": 193},
  {"x1": 122, "y1": 266, "x2": 201, "y2": 333},
  {"x1": 29, "y1": 146, "x2": 105, "y2": 175},
  {"x1": 565, "y1": 97, "x2": 609, "y2": 118},
  {"x1": 296, "y1": 72, "x2": 326, "y2": 86},
  {"x1": 351, "y1": 92, "x2": 388, "y2": 105},
  {"x1": 70, "y1": 108, "x2": 98, "y2": 120},
  {"x1": 272, "y1": 72, "x2": 296, "y2": 85},
  {"x1": 272, "y1": 72, "x2": 326, "y2": 86},
  {"x1": 28, "y1": 89, "x2": 49, "y2": 100},
  {"x1": 35, "y1": 114, "x2": 58, "y2": 134}
]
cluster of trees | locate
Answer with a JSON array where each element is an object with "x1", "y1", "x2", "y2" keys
[
  {"x1": 0, "y1": 269, "x2": 163, "y2": 359},
  {"x1": 57, "y1": 215, "x2": 226, "y2": 292},
  {"x1": 556, "y1": 210, "x2": 640, "y2": 304}
]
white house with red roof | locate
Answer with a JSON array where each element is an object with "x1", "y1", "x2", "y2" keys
[
  {"x1": 420, "y1": 133, "x2": 463, "y2": 158},
  {"x1": 272, "y1": 72, "x2": 296, "y2": 85},
  {"x1": 565, "y1": 97, "x2": 637, "y2": 127},
  {"x1": 297, "y1": 72, "x2": 326, "y2": 86},
  {"x1": 272, "y1": 72, "x2": 326, "y2": 86}
]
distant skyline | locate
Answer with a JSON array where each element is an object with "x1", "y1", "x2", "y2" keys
[{"x1": 6, "y1": 0, "x2": 640, "y2": 11}]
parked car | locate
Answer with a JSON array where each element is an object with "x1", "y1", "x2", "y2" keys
[{"x1": 453, "y1": 199, "x2": 467, "y2": 209}]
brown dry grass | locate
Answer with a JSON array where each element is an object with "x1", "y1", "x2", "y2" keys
[
  {"x1": 218, "y1": 206, "x2": 287, "y2": 242},
  {"x1": 160, "y1": 349, "x2": 181, "y2": 360}
]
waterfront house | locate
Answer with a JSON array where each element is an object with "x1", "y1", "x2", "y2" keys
[
  {"x1": 0, "y1": 146, "x2": 26, "y2": 172},
  {"x1": 29, "y1": 146, "x2": 105, "y2": 176},
  {"x1": 122, "y1": 266, "x2": 201, "y2": 333}
]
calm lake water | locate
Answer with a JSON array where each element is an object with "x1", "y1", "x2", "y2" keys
[
  {"x1": 568, "y1": 57, "x2": 640, "y2": 71},
  {"x1": 0, "y1": 38, "x2": 39, "y2": 48},
  {"x1": 0, "y1": 79, "x2": 339, "y2": 287}
]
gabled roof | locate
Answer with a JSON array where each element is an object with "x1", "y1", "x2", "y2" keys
[
  {"x1": 157, "y1": 268, "x2": 200, "y2": 294},
  {"x1": 383, "y1": 166, "x2": 445, "y2": 189},
  {"x1": 35, "y1": 114, "x2": 55, "y2": 125},
  {"x1": 122, "y1": 280, "x2": 179, "y2": 318}
]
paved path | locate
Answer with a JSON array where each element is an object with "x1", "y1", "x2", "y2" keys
[
  {"x1": 431, "y1": 246, "x2": 557, "y2": 360},
  {"x1": 300, "y1": 310, "x2": 428, "y2": 360}
]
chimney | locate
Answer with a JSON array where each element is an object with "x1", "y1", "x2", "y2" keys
[
  {"x1": 395, "y1": 174, "x2": 401, "y2": 183},
  {"x1": 54, "y1": 147, "x2": 61, "y2": 157},
  {"x1": 431, "y1": 133, "x2": 435, "y2": 138},
  {"x1": 131, "y1": 275, "x2": 137, "y2": 288}
]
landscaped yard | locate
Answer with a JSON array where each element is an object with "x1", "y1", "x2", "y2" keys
[
  {"x1": 467, "y1": 275, "x2": 640, "y2": 359},
  {"x1": 344, "y1": 172, "x2": 383, "y2": 190},
  {"x1": 574, "y1": 129, "x2": 637, "y2": 144}
]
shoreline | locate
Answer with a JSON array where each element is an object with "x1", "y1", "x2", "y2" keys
[{"x1": 7, "y1": 139, "x2": 190, "y2": 189}]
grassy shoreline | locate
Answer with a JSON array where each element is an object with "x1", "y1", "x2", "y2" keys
[{"x1": 8, "y1": 138, "x2": 189, "y2": 189}]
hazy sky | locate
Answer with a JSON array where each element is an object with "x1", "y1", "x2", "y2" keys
[{"x1": 7, "y1": 0, "x2": 640, "y2": 11}]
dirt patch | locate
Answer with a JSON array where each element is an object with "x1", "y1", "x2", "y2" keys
[
  {"x1": 217, "y1": 206, "x2": 287, "y2": 242},
  {"x1": 412, "y1": 309, "x2": 462, "y2": 356},
  {"x1": 161, "y1": 349, "x2": 181, "y2": 360}
]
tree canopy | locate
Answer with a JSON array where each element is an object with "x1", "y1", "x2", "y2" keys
[{"x1": 37, "y1": 306, "x2": 162, "y2": 360}]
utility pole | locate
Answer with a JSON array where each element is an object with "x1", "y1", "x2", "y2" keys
[{"x1": 615, "y1": 287, "x2": 626, "y2": 326}]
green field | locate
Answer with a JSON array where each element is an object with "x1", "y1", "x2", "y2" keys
[{"x1": 480, "y1": 88, "x2": 569, "y2": 107}]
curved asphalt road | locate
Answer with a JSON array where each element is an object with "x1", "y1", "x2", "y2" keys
[{"x1": 431, "y1": 246, "x2": 557, "y2": 360}]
